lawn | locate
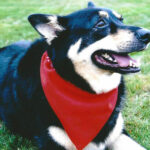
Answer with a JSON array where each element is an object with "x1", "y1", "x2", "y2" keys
[{"x1": 0, "y1": 0, "x2": 150, "y2": 149}]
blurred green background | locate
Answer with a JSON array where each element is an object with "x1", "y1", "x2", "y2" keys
[{"x1": 0, "y1": 0, "x2": 150, "y2": 149}]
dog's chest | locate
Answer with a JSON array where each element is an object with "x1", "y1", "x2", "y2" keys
[
  {"x1": 48, "y1": 113, "x2": 124, "y2": 150},
  {"x1": 48, "y1": 126, "x2": 106, "y2": 150}
]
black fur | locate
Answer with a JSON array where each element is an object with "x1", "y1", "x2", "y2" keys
[
  {"x1": 0, "y1": 3, "x2": 150, "y2": 150},
  {"x1": 93, "y1": 77, "x2": 125, "y2": 143},
  {"x1": 0, "y1": 38, "x2": 125, "y2": 150}
]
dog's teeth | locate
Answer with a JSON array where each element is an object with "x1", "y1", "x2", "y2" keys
[
  {"x1": 129, "y1": 60, "x2": 139, "y2": 68},
  {"x1": 113, "y1": 59, "x2": 117, "y2": 63},
  {"x1": 133, "y1": 62, "x2": 139, "y2": 68},
  {"x1": 102, "y1": 53, "x2": 114, "y2": 62},
  {"x1": 129, "y1": 60, "x2": 135, "y2": 67},
  {"x1": 103, "y1": 53, "x2": 109, "y2": 58},
  {"x1": 129, "y1": 60, "x2": 133, "y2": 67},
  {"x1": 133, "y1": 64, "x2": 136, "y2": 67},
  {"x1": 108, "y1": 57, "x2": 113, "y2": 61}
]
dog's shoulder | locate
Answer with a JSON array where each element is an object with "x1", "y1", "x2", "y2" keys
[
  {"x1": 0, "y1": 38, "x2": 48, "y2": 91},
  {"x1": 0, "y1": 40, "x2": 31, "y2": 55},
  {"x1": 0, "y1": 40, "x2": 32, "y2": 69},
  {"x1": 0, "y1": 39, "x2": 47, "y2": 73},
  {"x1": 18, "y1": 39, "x2": 47, "y2": 75},
  {"x1": 0, "y1": 38, "x2": 46, "y2": 59},
  {"x1": 0, "y1": 41, "x2": 29, "y2": 82}
]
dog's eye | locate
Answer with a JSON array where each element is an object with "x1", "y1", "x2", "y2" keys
[{"x1": 95, "y1": 20, "x2": 106, "y2": 28}]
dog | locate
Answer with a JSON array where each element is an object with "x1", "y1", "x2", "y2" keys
[{"x1": 0, "y1": 1, "x2": 150, "y2": 150}]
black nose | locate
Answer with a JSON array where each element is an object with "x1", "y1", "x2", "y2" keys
[{"x1": 137, "y1": 28, "x2": 150, "y2": 44}]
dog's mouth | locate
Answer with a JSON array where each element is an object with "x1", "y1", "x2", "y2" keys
[{"x1": 92, "y1": 50, "x2": 140, "y2": 73}]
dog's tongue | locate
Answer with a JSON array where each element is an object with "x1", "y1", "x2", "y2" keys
[{"x1": 112, "y1": 54, "x2": 136, "y2": 67}]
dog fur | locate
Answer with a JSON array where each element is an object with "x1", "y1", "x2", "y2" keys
[{"x1": 0, "y1": 2, "x2": 150, "y2": 150}]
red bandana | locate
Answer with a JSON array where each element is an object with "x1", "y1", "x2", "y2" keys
[{"x1": 40, "y1": 52, "x2": 118, "y2": 150}]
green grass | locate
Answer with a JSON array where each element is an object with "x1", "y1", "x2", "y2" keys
[{"x1": 0, "y1": 0, "x2": 150, "y2": 149}]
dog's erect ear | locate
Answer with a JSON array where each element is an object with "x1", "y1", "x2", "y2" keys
[
  {"x1": 87, "y1": 1, "x2": 96, "y2": 8},
  {"x1": 28, "y1": 14, "x2": 65, "y2": 43}
]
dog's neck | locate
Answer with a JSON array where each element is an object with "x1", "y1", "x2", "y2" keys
[
  {"x1": 40, "y1": 52, "x2": 119, "y2": 150},
  {"x1": 48, "y1": 40, "x2": 121, "y2": 94},
  {"x1": 67, "y1": 39, "x2": 122, "y2": 94},
  {"x1": 75, "y1": 68, "x2": 122, "y2": 94},
  {"x1": 72, "y1": 62, "x2": 121, "y2": 94}
]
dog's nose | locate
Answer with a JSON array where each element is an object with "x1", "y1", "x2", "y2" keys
[{"x1": 137, "y1": 28, "x2": 150, "y2": 44}]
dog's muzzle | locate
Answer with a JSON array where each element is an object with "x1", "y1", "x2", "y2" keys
[{"x1": 91, "y1": 28, "x2": 150, "y2": 74}]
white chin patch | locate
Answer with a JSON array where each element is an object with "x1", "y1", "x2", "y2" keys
[{"x1": 67, "y1": 39, "x2": 121, "y2": 94}]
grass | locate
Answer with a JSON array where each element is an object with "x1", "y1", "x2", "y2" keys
[{"x1": 0, "y1": 0, "x2": 150, "y2": 149}]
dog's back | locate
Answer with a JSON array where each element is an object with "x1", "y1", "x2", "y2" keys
[
  {"x1": 0, "y1": 40, "x2": 31, "y2": 80},
  {"x1": 0, "y1": 40, "x2": 51, "y2": 137}
]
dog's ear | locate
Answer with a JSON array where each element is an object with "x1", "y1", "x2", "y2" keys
[
  {"x1": 28, "y1": 14, "x2": 65, "y2": 43},
  {"x1": 87, "y1": 1, "x2": 96, "y2": 8}
]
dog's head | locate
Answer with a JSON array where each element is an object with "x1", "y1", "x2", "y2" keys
[{"x1": 28, "y1": 2, "x2": 150, "y2": 93}]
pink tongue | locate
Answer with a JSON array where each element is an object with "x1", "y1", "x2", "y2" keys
[{"x1": 112, "y1": 54, "x2": 137, "y2": 67}]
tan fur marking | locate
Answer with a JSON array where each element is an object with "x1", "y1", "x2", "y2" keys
[
  {"x1": 112, "y1": 11, "x2": 122, "y2": 19},
  {"x1": 67, "y1": 29, "x2": 135, "y2": 94},
  {"x1": 99, "y1": 11, "x2": 109, "y2": 18},
  {"x1": 112, "y1": 29, "x2": 134, "y2": 50},
  {"x1": 68, "y1": 40, "x2": 121, "y2": 94}
]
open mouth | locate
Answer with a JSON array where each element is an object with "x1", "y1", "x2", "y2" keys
[{"x1": 92, "y1": 51, "x2": 140, "y2": 73}]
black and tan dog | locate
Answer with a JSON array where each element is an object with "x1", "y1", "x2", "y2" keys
[{"x1": 0, "y1": 2, "x2": 150, "y2": 150}]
